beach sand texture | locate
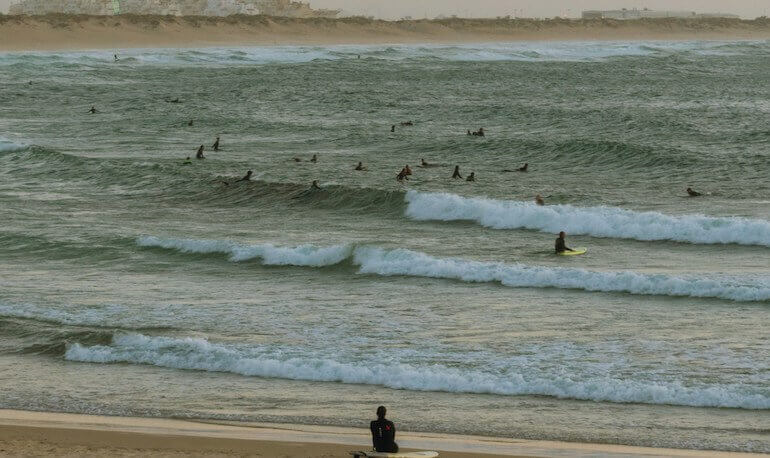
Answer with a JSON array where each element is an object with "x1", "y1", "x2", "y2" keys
[{"x1": 1, "y1": 15, "x2": 770, "y2": 50}]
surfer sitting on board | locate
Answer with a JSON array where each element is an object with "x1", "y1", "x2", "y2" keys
[
  {"x1": 555, "y1": 231, "x2": 574, "y2": 254},
  {"x1": 236, "y1": 170, "x2": 253, "y2": 182},
  {"x1": 370, "y1": 406, "x2": 398, "y2": 453}
]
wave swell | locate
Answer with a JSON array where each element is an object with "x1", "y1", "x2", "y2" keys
[
  {"x1": 64, "y1": 332, "x2": 770, "y2": 410},
  {"x1": 138, "y1": 237, "x2": 770, "y2": 302},
  {"x1": 405, "y1": 191, "x2": 770, "y2": 247}
]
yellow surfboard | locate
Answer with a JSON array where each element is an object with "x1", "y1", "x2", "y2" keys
[{"x1": 558, "y1": 247, "x2": 587, "y2": 256}]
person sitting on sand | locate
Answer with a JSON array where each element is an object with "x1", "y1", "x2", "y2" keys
[
  {"x1": 518, "y1": 163, "x2": 528, "y2": 172},
  {"x1": 88, "y1": 106, "x2": 98, "y2": 114},
  {"x1": 212, "y1": 136, "x2": 220, "y2": 152},
  {"x1": 466, "y1": 172, "x2": 476, "y2": 182},
  {"x1": 310, "y1": 154, "x2": 318, "y2": 163},
  {"x1": 452, "y1": 165, "x2": 462, "y2": 179},
  {"x1": 311, "y1": 180, "x2": 322, "y2": 190},
  {"x1": 196, "y1": 145, "x2": 205, "y2": 159},
  {"x1": 555, "y1": 231, "x2": 574, "y2": 254},
  {"x1": 236, "y1": 170, "x2": 253, "y2": 182},
  {"x1": 535, "y1": 194, "x2": 545, "y2": 206},
  {"x1": 370, "y1": 406, "x2": 398, "y2": 454},
  {"x1": 355, "y1": 162, "x2": 367, "y2": 171},
  {"x1": 686, "y1": 187, "x2": 701, "y2": 197}
]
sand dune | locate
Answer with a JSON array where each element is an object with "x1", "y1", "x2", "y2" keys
[{"x1": 1, "y1": 14, "x2": 769, "y2": 51}]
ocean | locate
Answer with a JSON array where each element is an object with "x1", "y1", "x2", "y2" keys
[{"x1": 0, "y1": 40, "x2": 768, "y2": 452}]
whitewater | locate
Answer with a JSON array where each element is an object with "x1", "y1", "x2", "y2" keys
[
  {"x1": 405, "y1": 191, "x2": 770, "y2": 247},
  {"x1": 1, "y1": 39, "x2": 769, "y2": 453}
]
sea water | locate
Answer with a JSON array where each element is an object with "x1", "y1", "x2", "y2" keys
[{"x1": 0, "y1": 41, "x2": 768, "y2": 452}]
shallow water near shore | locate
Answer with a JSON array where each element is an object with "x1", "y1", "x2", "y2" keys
[{"x1": 0, "y1": 40, "x2": 768, "y2": 452}]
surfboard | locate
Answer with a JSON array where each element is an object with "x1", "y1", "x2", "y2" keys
[
  {"x1": 558, "y1": 247, "x2": 587, "y2": 256},
  {"x1": 350, "y1": 452, "x2": 439, "y2": 458}
]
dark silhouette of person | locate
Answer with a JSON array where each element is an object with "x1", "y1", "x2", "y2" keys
[
  {"x1": 397, "y1": 169, "x2": 409, "y2": 181},
  {"x1": 466, "y1": 172, "x2": 475, "y2": 182},
  {"x1": 114, "y1": 54, "x2": 119, "y2": 62},
  {"x1": 188, "y1": 119, "x2": 194, "y2": 126},
  {"x1": 88, "y1": 106, "x2": 97, "y2": 114},
  {"x1": 467, "y1": 130, "x2": 472, "y2": 136},
  {"x1": 452, "y1": 165, "x2": 462, "y2": 179},
  {"x1": 196, "y1": 145, "x2": 205, "y2": 159},
  {"x1": 370, "y1": 406, "x2": 398, "y2": 453},
  {"x1": 355, "y1": 162, "x2": 367, "y2": 171},
  {"x1": 311, "y1": 180, "x2": 322, "y2": 190},
  {"x1": 555, "y1": 231, "x2": 573, "y2": 254},
  {"x1": 535, "y1": 194, "x2": 545, "y2": 206},
  {"x1": 236, "y1": 170, "x2": 253, "y2": 182},
  {"x1": 687, "y1": 187, "x2": 701, "y2": 197},
  {"x1": 212, "y1": 136, "x2": 220, "y2": 152},
  {"x1": 310, "y1": 154, "x2": 318, "y2": 163},
  {"x1": 391, "y1": 125, "x2": 396, "y2": 133}
]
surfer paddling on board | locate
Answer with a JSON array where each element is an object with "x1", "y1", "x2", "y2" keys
[
  {"x1": 686, "y1": 187, "x2": 701, "y2": 197},
  {"x1": 370, "y1": 406, "x2": 398, "y2": 453},
  {"x1": 555, "y1": 231, "x2": 574, "y2": 254}
]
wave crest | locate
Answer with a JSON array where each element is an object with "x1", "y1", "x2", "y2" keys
[{"x1": 405, "y1": 191, "x2": 770, "y2": 247}]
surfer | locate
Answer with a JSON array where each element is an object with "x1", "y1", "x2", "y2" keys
[
  {"x1": 236, "y1": 170, "x2": 253, "y2": 182},
  {"x1": 195, "y1": 145, "x2": 205, "y2": 159},
  {"x1": 466, "y1": 172, "x2": 476, "y2": 182},
  {"x1": 391, "y1": 125, "x2": 396, "y2": 133},
  {"x1": 467, "y1": 130, "x2": 472, "y2": 136},
  {"x1": 355, "y1": 162, "x2": 367, "y2": 171},
  {"x1": 293, "y1": 157, "x2": 302, "y2": 162},
  {"x1": 114, "y1": 54, "x2": 119, "y2": 62},
  {"x1": 686, "y1": 187, "x2": 701, "y2": 197},
  {"x1": 182, "y1": 157, "x2": 192, "y2": 165},
  {"x1": 396, "y1": 169, "x2": 409, "y2": 181},
  {"x1": 472, "y1": 127, "x2": 485, "y2": 137},
  {"x1": 404, "y1": 165, "x2": 412, "y2": 176},
  {"x1": 555, "y1": 231, "x2": 573, "y2": 254},
  {"x1": 188, "y1": 119, "x2": 194, "y2": 127},
  {"x1": 88, "y1": 106, "x2": 98, "y2": 114},
  {"x1": 535, "y1": 194, "x2": 545, "y2": 206},
  {"x1": 311, "y1": 180, "x2": 322, "y2": 190},
  {"x1": 452, "y1": 165, "x2": 462, "y2": 179},
  {"x1": 212, "y1": 136, "x2": 220, "y2": 152},
  {"x1": 370, "y1": 406, "x2": 398, "y2": 454},
  {"x1": 420, "y1": 158, "x2": 432, "y2": 167},
  {"x1": 518, "y1": 163, "x2": 528, "y2": 172},
  {"x1": 310, "y1": 154, "x2": 318, "y2": 163}
]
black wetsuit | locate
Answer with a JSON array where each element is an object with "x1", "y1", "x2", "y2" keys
[
  {"x1": 555, "y1": 237, "x2": 571, "y2": 253},
  {"x1": 370, "y1": 418, "x2": 398, "y2": 453}
]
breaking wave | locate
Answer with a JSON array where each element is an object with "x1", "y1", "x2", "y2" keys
[
  {"x1": 405, "y1": 191, "x2": 770, "y2": 247},
  {"x1": 137, "y1": 236, "x2": 770, "y2": 302},
  {"x1": 64, "y1": 332, "x2": 770, "y2": 410}
]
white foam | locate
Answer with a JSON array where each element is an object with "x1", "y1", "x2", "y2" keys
[
  {"x1": 136, "y1": 236, "x2": 352, "y2": 266},
  {"x1": 0, "y1": 137, "x2": 25, "y2": 153},
  {"x1": 352, "y1": 247, "x2": 770, "y2": 302},
  {"x1": 405, "y1": 191, "x2": 770, "y2": 247},
  {"x1": 138, "y1": 236, "x2": 770, "y2": 302},
  {"x1": 64, "y1": 333, "x2": 770, "y2": 410}
]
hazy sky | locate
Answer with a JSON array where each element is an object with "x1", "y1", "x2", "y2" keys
[{"x1": 0, "y1": 0, "x2": 767, "y2": 18}]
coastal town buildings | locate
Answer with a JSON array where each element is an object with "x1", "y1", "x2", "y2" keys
[
  {"x1": 581, "y1": 8, "x2": 739, "y2": 20},
  {"x1": 7, "y1": 0, "x2": 339, "y2": 17}
]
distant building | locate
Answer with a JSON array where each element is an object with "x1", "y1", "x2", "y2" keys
[
  {"x1": 8, "y1": 0, "x2": 340, "y2": 17},
  {"x1": 581, "y1": 8, "x2": 738, "y2": 20}
]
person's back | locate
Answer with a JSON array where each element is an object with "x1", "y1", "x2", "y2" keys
[{"x1": 370, "y1": 406, "x2": 398, "y2": 453}]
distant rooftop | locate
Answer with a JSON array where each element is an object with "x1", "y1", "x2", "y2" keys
[{"x1": 581, "y1": 8, "x2": 739, "y2": 20}]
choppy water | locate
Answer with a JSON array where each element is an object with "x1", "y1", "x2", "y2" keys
[{"x1": 0, "y1": 41, "x2": 768, "y2": 452}]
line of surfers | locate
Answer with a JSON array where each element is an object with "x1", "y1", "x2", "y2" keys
[{"x1": 183, "y1": 128, "x2": 705, "y2": 200}]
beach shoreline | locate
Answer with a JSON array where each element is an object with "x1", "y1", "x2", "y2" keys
[
  {"x1": 0, "y1": 409, "x2": 760, "y2": 457},
  {"x1": 1, "y1": 15, "x2": 769, "y2": 51}
]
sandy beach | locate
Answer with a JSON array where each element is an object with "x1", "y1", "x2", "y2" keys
[
  {"x1": 0, "y1": 15, "x2": 769, "y2": 51},
  {"x1": 0, "y1": 409, "x2": 761, "y2": 457}
]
